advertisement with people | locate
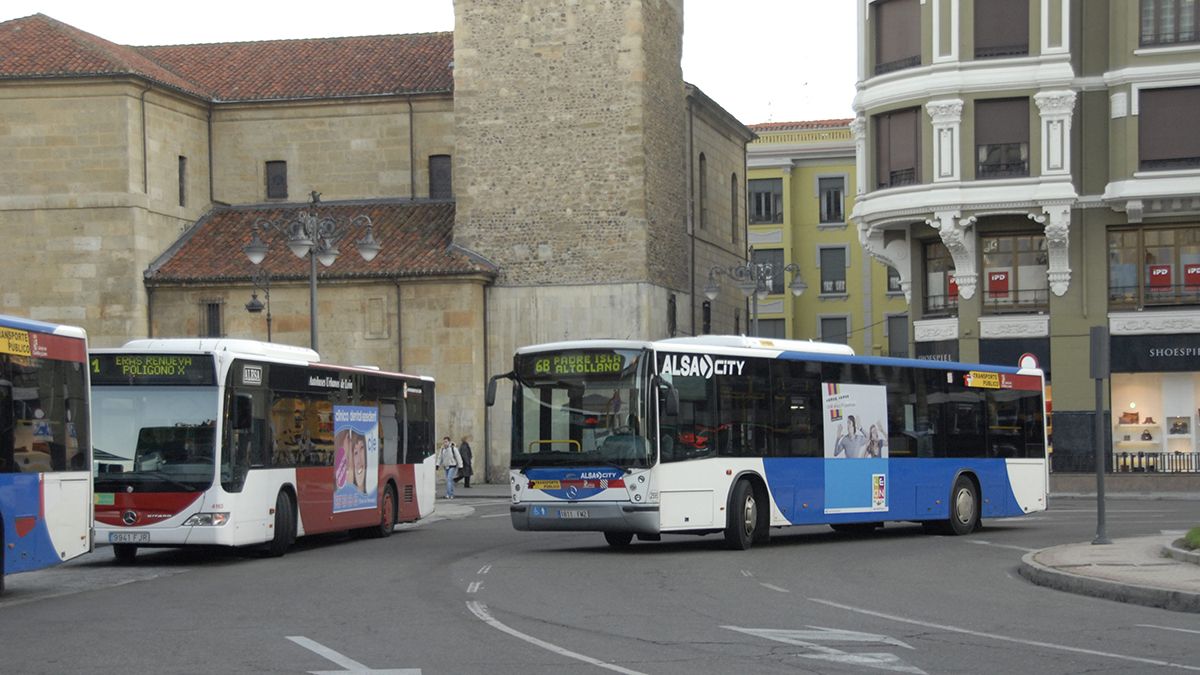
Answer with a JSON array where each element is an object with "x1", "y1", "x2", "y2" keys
[
  {"x1": 332, "y1": 405, "x2": 379, "y2": 513},
  {"x1": 822, "y1": 382, "x2": 889, "y2": 514}
]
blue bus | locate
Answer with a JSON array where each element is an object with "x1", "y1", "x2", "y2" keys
[
  {"x1": 0, "y1": 315, "x2": 92, "y2": 592},
  {"x1": 487, "y1": 336, "x2": 1048, "y2": 549}
]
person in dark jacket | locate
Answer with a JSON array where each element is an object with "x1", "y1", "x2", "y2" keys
[{"x1": 456, "y1": 435, "x2": 474, "y2": 488}]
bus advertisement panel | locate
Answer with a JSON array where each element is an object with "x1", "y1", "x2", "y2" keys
[
  {"x1": 490, "y1": 335, "x2": 1048, "y2": 550},
  {"x1": 90, "y1": 339, "x2": 436, "y2": 563},
  {"x1": 0, "y1": 315, "x2": 92, "y2": 593}
]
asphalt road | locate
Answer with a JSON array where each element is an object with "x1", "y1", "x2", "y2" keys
[{"x1": 2, "y1": 496, "x2": 1198, "y2": 674}]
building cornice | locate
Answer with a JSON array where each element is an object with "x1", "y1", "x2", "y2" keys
[
  {"x1": 1109, "y1": 310, "x2": 1200, "y2": 336},
  {"x1": 854, "y1": 56, "x2": 1075, "y2": 113}
]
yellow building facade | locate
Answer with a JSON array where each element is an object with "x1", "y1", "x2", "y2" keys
[{"x1": 746, "y1": 120, "x2": 908, "y2": 356}]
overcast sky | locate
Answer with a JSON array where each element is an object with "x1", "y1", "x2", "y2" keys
[{"x1": 1, "y1": 1, "x2": 858, "y2": 125}]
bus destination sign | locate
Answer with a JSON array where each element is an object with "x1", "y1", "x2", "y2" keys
[
  {"x1": 520, "y1": 350, "x2": 628, "y2": 379},
  {"x1": 90, "y1": 353, "x2": 217, "y2": 386}
]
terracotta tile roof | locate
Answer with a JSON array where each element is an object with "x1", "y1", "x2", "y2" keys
[
  {"x1": 147, "y1": 200, "x2": 495, "y2": 284},
  {"x1": 0, "y1": 14, "x2": 453, "y2": 101},
  {"x1": 0, "y1": 14, "x2": 210, "y2": 97},
  {"x1": 748, "y1": 118, "x2": 854, "y2": 132}
]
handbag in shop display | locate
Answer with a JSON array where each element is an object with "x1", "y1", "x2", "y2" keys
[
  {"x1": 1120, "y1": 411, "x2": 1140, "y2": 425},
  {"x1": 1141, "y1": 429, "x2": 1154, "y2": 441}
]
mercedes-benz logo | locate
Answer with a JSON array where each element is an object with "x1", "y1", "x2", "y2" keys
[
  {"x1": 565, "y1": 485, "x2": 578, "y2": 499},
  {"x1": 122, "y1": 510, "x2": 138, "y2": 526}
]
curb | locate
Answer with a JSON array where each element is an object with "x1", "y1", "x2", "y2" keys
[
  {"x1": 1018, "y1": 551, "x2": 1200, "y2": 614},
  {"x1": 1164, "y1": 541, "x2": 1200, "y2": 565}
]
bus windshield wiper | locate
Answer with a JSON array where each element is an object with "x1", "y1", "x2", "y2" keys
[{"x1": 134, "y1": 471, "x2": 200, "y2": 492}]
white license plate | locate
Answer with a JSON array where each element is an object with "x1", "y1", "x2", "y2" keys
[
  {"x1": 559, "y1": 509, "x2": 589, "y2": 519},
  {"x1": 109, "y1": 532, "x2": 150, "y2": 544}
]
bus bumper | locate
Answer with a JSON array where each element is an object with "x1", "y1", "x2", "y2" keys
[{"x1": 510, "y1": 502, "x2": 659, "y2": 534}]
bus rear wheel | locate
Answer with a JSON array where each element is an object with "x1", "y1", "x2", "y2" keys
[
  {"x1": 724, "y1": 480, "x2": 758, "y2": 550},
  {"x1": 265, "y1": 491, "x2": 296, "y2": 557},
  {"x1": 366, "y1": 484, "x2": 397, "y2": 539},
  {"x1": 604, "y1": 531, "x2": 633, "y2": 548},
  {"x1": 112, "y1": 544, "x2": 138, "y2": 565}
]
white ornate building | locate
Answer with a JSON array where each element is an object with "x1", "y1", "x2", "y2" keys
[{"x1": 852, "y1": 0, "x2": 1200, "y2": 471}]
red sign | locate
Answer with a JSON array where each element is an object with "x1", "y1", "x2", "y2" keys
[
  {"x1": 1185, "y1": 264, "x2": 1200, "y2": 288},
  {"x1": 1149, "y1": 264, "x2": 1172, "y2": 289},
  {"x1": 988, "y1": 270, "x2": 1010, "y2": 297},
  {"x1": 947, "y1": 275, "x2": 959, "y2": 299}
]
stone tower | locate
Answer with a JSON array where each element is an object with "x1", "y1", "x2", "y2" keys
[{"x1": 453, "y1": 0, "x2": 690, "y2": 353}]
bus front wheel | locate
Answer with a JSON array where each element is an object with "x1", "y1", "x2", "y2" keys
[
  {"x1": 112, "y1": 544, "x2": 138, "y2": 564},
  {"x1": 265, "y1": 491, "x2": 296, "y2": 557},
  {"x1": 604, "y1": 531, "x2": 633, "y2": 548},
  {"x1": 724, "y1": 480, "x2": 758, "y2": 550}
]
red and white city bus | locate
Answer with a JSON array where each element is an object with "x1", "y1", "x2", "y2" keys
[{"x1": 90, "y1": 339, "x2": 436, "y2": 562}]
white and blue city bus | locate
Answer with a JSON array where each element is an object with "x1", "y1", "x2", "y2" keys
[
  {"x1": 487, "y1": 336, "x2": 1048, "y2": 549},
  {"x1": 0, "y1": 315, "x2": 92, "y2": 593}
]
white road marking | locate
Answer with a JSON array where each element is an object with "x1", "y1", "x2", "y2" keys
[
  {"x1": 481, "y1": 513, "x2": 510, "y2": 519},
  {"x1": 811, "y1": 599, "x2": 1200, "y2": 672},
  {"x1": 1138, "y1": 624, "x2": 1200, "y2": 636},
  {"x1": 741, "y1": 569, "x2": 754, "y2": 577},
  {"x1": 286, "y1": 635, "x2": 421, "y2": 674},
  {"x1": 467, "y1": 581, "x2": 483, "y2": 594},
  {"x1": 467, "y1": 601, "x2": 647, "y2": 675},
  {"x1": 966, "y1": 540, "x2": 1036, "y2": 553},
  {"x1": 478, "y1": 564, "x2": 492, "y2": 575},
  {"x1": 724, "y1": 626, "x2": 925, "y2": 674},
  {"x1": 760, "y1": 583, "x2": 790, "y2": 593}
]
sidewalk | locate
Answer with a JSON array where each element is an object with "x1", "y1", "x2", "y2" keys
[{"x1": 1019, "y1": 535, "x2": 1200, "y2": 613}]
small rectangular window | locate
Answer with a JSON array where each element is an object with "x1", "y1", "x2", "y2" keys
[
  {"x1": 178, "y1": 156, "x2": 187, "y2": 207},
  {"x1": 874, "y1": 0, "x2": 921, "y2": 74},
  {"x1": 819, "y1": 177, "x2": 844, "y2": 223},
  {"x1": 749, "y1": 178, "x2": 783, "y2": 224},
  {"x1": 1140, "y1": 0, "x2": 1199, "y2": 47},
  {"x1": 819, "y1": 247, "x2": 847, "y2": 295},
  {"x1": 202, "y1": 301, "x2": 223, "y2": 338},
  {"x1": 887, "y1": 315, "x2": 909, "y2": 357},
  {"x1": 266, "y1": 161, "x2": 288, "y2": 200},
  {"x1": 753, "y1": 248, "x2": 785, "y2": 295},
  {"x1": 875, "y1": 108, "x2": 920, "y2": 189},
  {"x1": 887, "y1": 266, "x2": 903, "y2": 294},
  {"x1": 975, "y1": 0, "x2": 1030, "y2": 58},
  {"x1": 820, "y1": 317, "x2": 849, "y2": 344},
  {"x1": 1139, "y1": 86, "x2": 1200, "y2": 171},
  {"x1": 975, "y1": 98, "x2": 1030, "y2": 179},
  {"x1": 429, "y1": 155, "x2": 452, "y2": 199}
]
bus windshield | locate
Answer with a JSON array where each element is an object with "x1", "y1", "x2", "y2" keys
[
  {"x1": 92, "y1": 386, "x2": 219, "y2": 492},
  {"x1": 510, "y1": 348, "x2": 652, "y2": 470}
]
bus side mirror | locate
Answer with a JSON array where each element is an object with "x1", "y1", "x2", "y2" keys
[
  {"x1": 658, "y1": 382, "x2": 679, "y2": 416},
  {"x1": 485, "y1": 372, "x2": 513, "y2": 407}
]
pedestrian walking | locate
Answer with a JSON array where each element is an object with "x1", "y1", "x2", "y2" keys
[
  {"x1": 437, "y1": 436, "x2": 462, "y2": 499},
  {"x1": 457, "y1": 436, "x2": 474, "y2": 488}
]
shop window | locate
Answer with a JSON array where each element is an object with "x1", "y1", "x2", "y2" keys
[
  {"x1": 981, "y1": 233, "x2": 1048, "y2": 313},
  {"x1": 1140, "y1": 0, "x2": 1199, "y2": 47},
  {"x1": 875, "y1": 108, "x2": 920, "y2": 189},
  {"x1": 1139, "y1": 86, "x2": 1200, "y2": 171},
  {"x1": 975, "y1": 98, "x2": 1029, "y2": 179},
  {"x1": 749, "y1": 178, "x2": 783, "y2": 224},
  {"x1": 1109, "y1": 226, "x2": 1200, "y2": 308},
  {"x1": 874, "y1": 0, "x2": 920, "y2": 75},
  {"x1": 923, "y1": 240, "x2": 958, "y2": 317},
  {"x1": 975, "y1": 0, "x2": 1030, "y2": 58},
  {"x1": 819, "y1": 246, "x2": 847, "y2": 295}
]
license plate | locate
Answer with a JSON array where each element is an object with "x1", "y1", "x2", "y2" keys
[
  {"x1": 559, "y1": 509, "x2": 589, "y2": 519},
  {"x1": 109, "y1": 532, "x2": 150, "y2": 544}
]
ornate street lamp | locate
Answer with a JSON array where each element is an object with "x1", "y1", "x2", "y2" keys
[
  {"x1": 704, "y1": 247, "x2": 806, "y2": 336},
  {"x1": 243, "y1": 191, "x2": 381, "y2": 351},
  {"x1": 244, "y1": 269, "x2": 273, "y2": 342}
]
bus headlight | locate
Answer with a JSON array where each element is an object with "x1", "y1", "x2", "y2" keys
[{"x1": 183, "y1": 512, "x2": 230, "y2": 527}]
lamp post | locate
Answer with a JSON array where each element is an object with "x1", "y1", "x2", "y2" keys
[
  {"x1": 242, "y1": 191, "x2": 381, "y2": 351},
  {"x1": 244, "y1": 269, "x2": 273, "y2": 342},
  {"x1": 703, "y1": 248, "x2": 807, "y2": 336}
]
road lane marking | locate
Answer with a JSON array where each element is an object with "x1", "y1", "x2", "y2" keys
[
  {"x1": 286, "y1": 635, "x2": 421, "y2": 674},
  {"x1": 760, "y1": 583, "x2": 790, "y2": 593},
  {"x1": 724, "y1": 626, "x2": 924, "y2": 674},
  {"x1": 966, "y1": 540, "x2": 1036, "y2": 553},
  {"x1": 810, "y1": 599, "x2": 1200, "y2": 671},
  {"x1": 467, "y1": 581, "x2": 483, "y2": 594},
  {"x1": 478, "y1": 564, "x2": 492, "y2": 575},
  {"x1": 741, "y1": 569, "x2": 754, "y2": 577},
  {"x1": 1138, "y1": 624, "x2": 1200, "y2": 636},
  {"x1": 481, "y1": 513, "x2": 510, "y2": 518},
  {"x1": 467, "y1": 601, "x2": 647, "y2": 675}
]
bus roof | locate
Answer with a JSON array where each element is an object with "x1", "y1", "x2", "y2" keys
[{"x1": 0, "y1": 313, "x2": 87, "y2": 340}]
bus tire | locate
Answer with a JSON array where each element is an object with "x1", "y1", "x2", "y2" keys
[
  {"x1": 724, "y1": 480, "x2": 758, "y2": 550},
  {"x1": 947, "y1": 475, "x2": 979, "y2": 536},
  {"x1": 604, "y1": 531, "x2": 634, "y2": 548},
  {"x1": 266, "y1": 491, "x2": 296, "y2": 557},
  {"x1": 112, "y1": 544, "x2": 138, "y2": 565},
  {"x1": 366, "y1": 484, "x2": 397, "y2": 539}
]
